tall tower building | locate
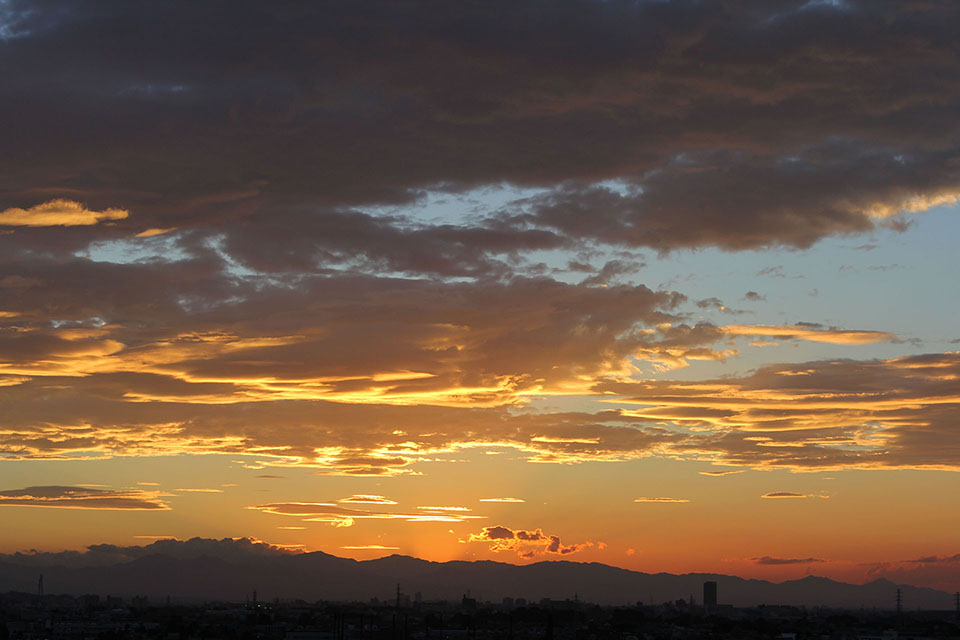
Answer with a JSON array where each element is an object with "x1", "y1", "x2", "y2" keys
[{"x1": 703, "y1": 581, "x2": 717, "y2": 609}]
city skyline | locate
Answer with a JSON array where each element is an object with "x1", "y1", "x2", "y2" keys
[{"x1": 1, "y1": 0, "x2": 958, "y2": 594}]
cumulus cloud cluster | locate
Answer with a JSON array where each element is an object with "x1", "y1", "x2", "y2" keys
[
  {"x1": 0, "y1": 537, "x2": 296, "y2": 568},
  {"x1": 465, "y1": 525, "x2": 593, "y2": 558}
]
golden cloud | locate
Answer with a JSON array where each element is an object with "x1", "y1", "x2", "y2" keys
[
  {"x1": 0, "y1": 486, "x2": 169, "y2": 510},
  {"x1": 723, "y1": 324, "x2": 897, "y2": 345},
  {"x1": 134, "y1": 227, "x2": 176, "y2": 238},
  {"x1": 249, "y1": 501, "x2": 483, "y2": 527},
  {"x1": 341, "y1": 545, "x2": 399, "y2": 550},
  {"x1": 338, "y1": 494, "x2": 397, "y2": 505},
  {"x1": 464, "y1": 525, "x2": 593, "y2": 558},
  {"x1": 0, "y1": 200, "x2": 128, "y2": 227},
  {"x1": 603, "y1": 351, "x2": 960, "y2": 471},
  {"x1": 699, "y1": 470, "x2": 746, "y2": 476},
  {"x1": 761, "y1": 492, "x2": 825, "y2": 499}
]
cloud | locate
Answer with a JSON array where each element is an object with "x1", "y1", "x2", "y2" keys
[
  {"x1": 722, "y1": 324, "x2": 897, "y2": 345},
  {"x1": 752, "y1": 556, "x2": 824, "y2": 565},
  {"x1": 465, "y1": 525, "x2": 592, "y2": 558},
  {"x1": 602, "y1": 351, "x2": 960, "y2": 471},
  {"x1": 0, "y1": 537, "x2": 297, "y2": 568},
  {"x1": 579, "y1": 259, "x2": 646, "y2": 286},
  {"x1": 632, "y1": 322, "x2": 736, "y2": 371},
  {"x1": 174, "y1": 488, "x2": 224, "y2": 493},
  {"x1": 743, "y1": 291, "x2": 766, "y2": 302},
  {"x1": 864, "y1": 554, "x2": 960, "y2": 593},
  {"x1": 0, "y1": 272, "x2": 682, "y2": 405},
  {"x1": 695, "y1": 298, "x2": 743, "y2": 315},
  {"x1": 761, "y1": 492, "x2": 819, "y2": 499},
  {"x1": 1, "y1": 1, "x2": 959, "y2": 488},
  {"x1": 1, "y1": 0, "x2": 959, "y2": 266},
  {"x1": 0, "y1": 486, "x2": 168, "y2": 510},
  {"x1": 249, "y1": 501, "x2": 482, "y2": 527},
  {"x1": 0, "y1": 0, "x2": 960, "y2": 490},
  {"x1": 134, "y1": 227, "x2": 176, "y2": 238},
  {"x1": 699, "y1": 470, "x2": 746, "y2": 476},
  {"x1": 341, "y1": 545, "x2": 399, "y2": 551},
  {"x1": 338, "y1": 495, "x2": 397, "y2": 505},
  {"x1": 479, "y1": 498, "x2": 525, "y2": 503},
  {"x1": 633, "y1": 497, "x2": 690, "y2": 503},
  {"x1": 0, "y1": 200, "x2": 128, "y2": 227},
  {"x1": 906, "y1": 554, "x2": 960, "y2": 564}
]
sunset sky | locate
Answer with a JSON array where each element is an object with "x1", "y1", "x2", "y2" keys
[{"x1": 1, "y1": 0, "x2": 959, "y2": 593}]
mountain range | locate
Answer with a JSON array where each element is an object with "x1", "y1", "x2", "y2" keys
[{"x1": 0, "y1": 538, "x2": 952, "y2": 609}]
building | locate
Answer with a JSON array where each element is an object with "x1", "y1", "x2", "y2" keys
[{"x1": 704, "y1": 581, "x2": 718, "y2": 609}]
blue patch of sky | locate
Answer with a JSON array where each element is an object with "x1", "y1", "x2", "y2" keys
[
  {"x1": 621, "y1": 201, "x2": 960, "y2": 380},
  {"x1": 367, "y1": 183, "x2": 552, "y2": 228},
  {"x1": 0, "y1": 0, "x2": 30, "y2": 40},
  {"x1": 80, "y1": 234, "x2": 192, "y2": 264}
]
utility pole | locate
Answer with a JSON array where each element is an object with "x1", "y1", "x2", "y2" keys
[
  {"x1": 38, "y1": 574, "x2": 44, "y2": 597},
  {"x1": 896, "y1": 588, "x2": 903, "y2": 627}
]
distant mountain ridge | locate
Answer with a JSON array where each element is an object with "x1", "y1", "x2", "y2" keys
[{"x1": 0, "y1": 539, "x2": 952, "y2": 609}]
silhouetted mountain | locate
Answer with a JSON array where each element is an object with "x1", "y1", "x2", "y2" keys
[{"x1": 0, "y1": 538, "x2": 952, "y2": 609}]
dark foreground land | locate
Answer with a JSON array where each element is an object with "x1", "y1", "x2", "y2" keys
[{"x1": 2, "y1": 591, "x2": 959, "y2": 640}]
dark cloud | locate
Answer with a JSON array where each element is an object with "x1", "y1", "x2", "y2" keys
[
  {"x1": 743, "y1": 291, "x2": 766, "y2": 302},
  {"x1": 578, "y1": 259, "x2": 646, "y2": 286},
  {"x1": 865, "y1": 554, "x2": 960, "y2": 593},
  {"x1": 694, "y1": 298, "x2": 742, "y2": 314},
  {"x1": 906, "y1": 554, "x2": 960, "y2": 564},
  {"x1": 0, "y1": 537, "x2": 294, "y2": 568},
  {"x1": 0, "y1": 0, "x2": 958, "y2": 267},
  {"x1": 752, "y1": 556, "x2": 824, "y2": 565},
  {"x1": 0, "y1": 485, "x2": 168, "y2": 510}
]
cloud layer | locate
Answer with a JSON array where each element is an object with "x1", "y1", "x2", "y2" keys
[
  {"x1": 2, "y1": 0, "x2": 960, "y2": 265},
  {"x1": 0, "y1": 1, "x2": 957, "y2": 487},
  {"x1": 0, "y1": 486, "x2": 168, "y2": 510}
]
